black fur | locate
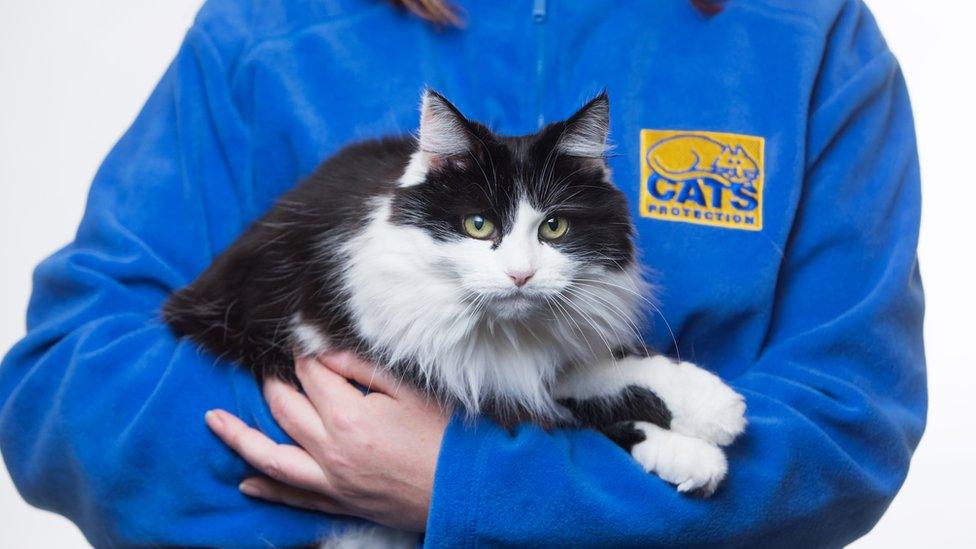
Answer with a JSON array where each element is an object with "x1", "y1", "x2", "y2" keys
[
  {"x1": 559, "y1": 385, "x2": 672, "y2": 430},
  {"x1": 163, "y1": 137, "x2": 414, "y2": 382},
  {"x1": 559, "y1": 384, "x2": 672, "y2": 453},
  {"x1": 391, "y1": 93, "x2": 634, "y2": 268},
  {"x1": 601, "y1": 422, "x2": 648, "y2": 453}
]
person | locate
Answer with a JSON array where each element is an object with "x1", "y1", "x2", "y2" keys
[{"x1": 0, "y1": 0, "x2": 925, "y2": 546}]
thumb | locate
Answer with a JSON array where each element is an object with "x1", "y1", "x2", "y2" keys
[{"x1": 318, "y1": 351, "x2": 400, "y2": 397}]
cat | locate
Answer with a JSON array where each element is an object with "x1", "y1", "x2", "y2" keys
[
  {"x1": 646, "y1": 134, "x2": 759, "y2": 188},
  {"x1": 163, "y1": 90, "x2": 746, "y2": 545}
]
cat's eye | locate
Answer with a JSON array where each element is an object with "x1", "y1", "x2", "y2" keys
[
  {"x1": 463, "y1": 214, "x2": 496, "y2": 239},
  {"x1": 539, "y1": 216, "x2": 569, "y2": 240}
]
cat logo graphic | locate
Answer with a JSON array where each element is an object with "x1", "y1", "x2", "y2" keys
[{"x1": 639, "y1": 129, "x2": 765, "y2": 231}]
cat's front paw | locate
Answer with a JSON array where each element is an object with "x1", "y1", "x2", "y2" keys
[
  {"x1": 669, "y1": 362, "x2": 747, "y2": 447},
  {"x1": 630, "y1": 421, "x2": 728, "y2": 497}
]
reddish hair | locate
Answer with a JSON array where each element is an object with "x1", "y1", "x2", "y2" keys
[
  {"x1": 390, "y1": 0, "x2": 463, "y2": 26},
  {"x1": 389, "y1": 0, "x2": 724, "y2": 27},
  {"x1": 690, "y1": 0, "x2": 725, "y2": 16}
]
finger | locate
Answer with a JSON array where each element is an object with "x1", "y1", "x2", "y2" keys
[
  {"x1": 319, "y1": 351, "x2": 400, "y2": 398},
  {"x1": 239, "y1": 476, "x2": 347, "y2": 516},
  {"x1": 205, "y1": 409, "x2": 330, "y2": 493},
  {"x1": 294, "y1": 355, "x2": 364, "y2": 418},
  {"x1": 263, "y1": 377, "x2": 328, "y2": 451}
]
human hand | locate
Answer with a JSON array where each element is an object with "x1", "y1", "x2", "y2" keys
[{"x1": 205, "y1": 352, "x2": 450, "y2": 532}]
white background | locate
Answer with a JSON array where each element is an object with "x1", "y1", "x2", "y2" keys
[{"x1": 1, "y1": 1, "x2": 973, "y2": 546}]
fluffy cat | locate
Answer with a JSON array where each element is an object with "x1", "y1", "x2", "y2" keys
[{"x1": 163, "y1": 90, "x2": 746, "y2": 544}]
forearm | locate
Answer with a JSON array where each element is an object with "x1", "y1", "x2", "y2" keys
[
  {"x1": 0, "y1": 18, "x2": 337, "y2": 545},
  {"x1": 427, "y1": 385, "x2": 919, "y2": 548},
  {"x1": 0, "y1": 304, "x2": 333, "y2": 546}
]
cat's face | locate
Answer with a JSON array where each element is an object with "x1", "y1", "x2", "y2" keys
[
  {"x1": 389, "y1": 91, "x2": 636, "y2": 321},
  {"x1": 713, "y1": 145, "x2": 759, "y2": 185}
]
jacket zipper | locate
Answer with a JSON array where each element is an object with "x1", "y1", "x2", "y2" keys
[{"x1": 533, "y1": 0, "x2": 547, "y2": 128}]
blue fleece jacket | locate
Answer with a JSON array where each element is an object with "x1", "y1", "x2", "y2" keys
[{"x1": 0, "y1": 0, "x2": 925, "y2": 546}]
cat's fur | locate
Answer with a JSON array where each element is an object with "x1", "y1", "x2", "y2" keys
[{"x1": 164, "y1": 90, "x2": 746, "y2": 545}]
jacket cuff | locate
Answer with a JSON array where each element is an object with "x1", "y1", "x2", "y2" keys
[{"x1": 425, "y1": 411, "x2": 491, "y2": 547}]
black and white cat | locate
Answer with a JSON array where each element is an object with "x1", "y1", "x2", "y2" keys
[{"x1": 164, "y1": 90, "x2": 746, "y2": 535}]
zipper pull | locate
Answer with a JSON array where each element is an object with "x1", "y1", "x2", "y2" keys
[{"x1": 533, "y1": 0, "x2": 547, "y2": 23}]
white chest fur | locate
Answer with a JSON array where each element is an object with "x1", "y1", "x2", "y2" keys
[{"x1": 297, "y1": 196, "x2": 646, "y2": 421}]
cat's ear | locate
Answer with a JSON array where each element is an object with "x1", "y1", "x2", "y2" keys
[
  {"x1": 418, "y1": 89, "x2": 474, "y2": 164},
  {"x1": 556, "y1": 92, "x2": 611, "y2": 158},
  {"x1": 398, "y1": 90, "x2": 476, "y2": 187}
]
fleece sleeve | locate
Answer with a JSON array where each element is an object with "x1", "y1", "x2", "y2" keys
[
  {"x1": 425, "y1": 14, "x2": 925, "y2": 549},
  {"x1": 0, "y1": 26, "x2": 335, "y2": 547}
]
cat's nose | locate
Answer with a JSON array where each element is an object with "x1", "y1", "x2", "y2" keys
[{"x1": 506, "y1": 270, "x2": 535, "y2": 288}]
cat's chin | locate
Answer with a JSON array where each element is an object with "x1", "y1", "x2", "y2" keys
[{"x1": 484, "y1": 293, "x2": 548, "y2": 321}]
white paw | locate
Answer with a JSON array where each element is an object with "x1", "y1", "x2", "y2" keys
[
  {"x1": 631, "y1": 422, "x2": 728, "y2": 497},
  {"x1": 669, "y1": 362, "x2": 747, "y2": 446}
]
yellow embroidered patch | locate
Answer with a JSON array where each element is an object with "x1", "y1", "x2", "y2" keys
[{"x1": 639, "y1": 129, "x2": 765, "y2": 231}]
